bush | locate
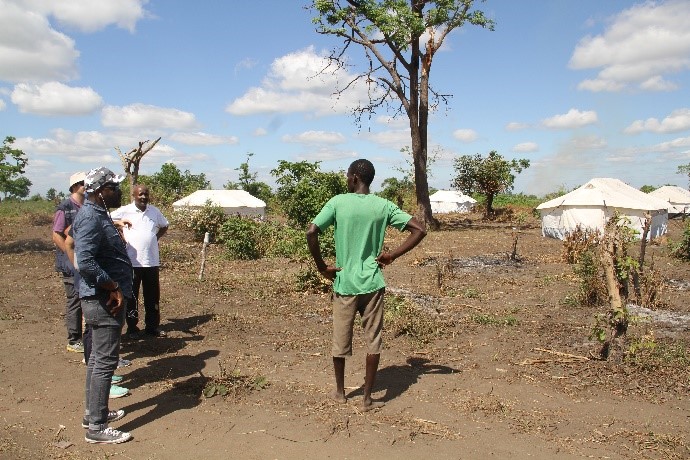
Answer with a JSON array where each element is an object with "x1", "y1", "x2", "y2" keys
[
  {"x1": 173, "y1": 201, "x2": 228, "y2": 241},
  {"x1": 669, "y1": 220, "x2": 690, "y2": 260},
  {"x1": 217, "y1": 217, "x2": 336, "y2": 262},
  {"x1": 217, "y1": 217, "x2": 262, "y2": 260}
]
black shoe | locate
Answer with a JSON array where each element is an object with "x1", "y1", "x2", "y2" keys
[
  {"x1": 145, "y1": 329, "x2": 166, "y2": 337},
  {"x1": 126, "y1": 326, "x2": 141, "y2": 339}
]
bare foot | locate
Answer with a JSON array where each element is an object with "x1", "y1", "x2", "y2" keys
[
  {"x1": 360, "y1": 400, "x2": 385, "y2": 412},
  {"x1": 331, "y1": 390, "x2": 347, "y2": 404}
]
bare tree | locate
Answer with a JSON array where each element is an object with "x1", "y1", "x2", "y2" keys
[
  {"x1": 311, "y1": 1, "x2": 494, "y2": 229},
  {"x1": 115, "y1": 137, "x2": 162, "y2": 188}
]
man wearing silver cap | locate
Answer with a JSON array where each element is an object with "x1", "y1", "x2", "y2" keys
[
  {"x1": 72, "y1": 166, "x2": 133, "y2": 444},
  {"x1": 52, "y1": 171, "x2": 86, "y2": 353}
]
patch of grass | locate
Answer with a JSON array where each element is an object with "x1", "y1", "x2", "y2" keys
[
  {"x1": 459, "y1": 287, "x2": 482, "y2": 299},
  {"x1": 385, "y1": 295, "x2": 446, "y2": 344},
  {"x1": 294, "y1": 265, "x2": 331, "y2": 293},
  {"x1": 625, "y1": 339, "x2": 689, "y2": 371},
  {"x1": 203, "y1": 359, "x2": 269, "y2": 399},
  {"x1": 0, "y1": 199, "x2": 54, "y2": 218},
  {"x1": 471, "y1": 313, "x2": 519, "y2": 327}
]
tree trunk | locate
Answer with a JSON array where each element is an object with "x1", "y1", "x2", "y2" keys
[
  {"x1": 116, "y1": 137, "x2": 161, "y2": 189},
  {"x1": 599, "y1": 232, "x2": 627, "y2": 362},
  {"x1": 485, "y1": 193, "x2": 495, "y2": 217},
  {"x1": 409, "y1": 16, "x2": 437, "y2": 231}
]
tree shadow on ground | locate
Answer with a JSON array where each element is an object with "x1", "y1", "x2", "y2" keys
[
  {"x1": 117, "y1": 349, "x2": 220, "y2": 432},
  {"x1": 346, "y1": 357, "x2": 460, "y2": 403},
  {"x1": 0, "y1": 239, "x2": 53, "y2": 254}
]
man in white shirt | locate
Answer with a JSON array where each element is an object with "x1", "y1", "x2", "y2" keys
[{"x1": 111, "y1": 184, "x2": 169, "y2": 338}]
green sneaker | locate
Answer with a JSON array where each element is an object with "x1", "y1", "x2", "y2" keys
[
  {"x1": 111, "y1": 375, "x2": 123, "y2": 384},
  {"x1": 66, "y1": 342, "x2": 84, "y2": 353},
  {"x1": 109, "y1": 384, "x2": 129, "y2": 399}
]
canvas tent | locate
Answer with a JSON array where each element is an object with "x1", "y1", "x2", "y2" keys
[
  {"x1": 430, "y1": 190, "x2": 477, "y2": 214},
  {"x1": 536, "y1": 178, "x2": 668, "y2": 240},
  {"x1": 173, "y1": 190, "x2": 266, "y2": 217},
  {"x1": 648, "y1": 185, "x2": 690, "y2": 216}
]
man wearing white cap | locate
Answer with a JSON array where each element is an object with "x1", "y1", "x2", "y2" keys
[{"x1": 52, "y1": 171, "x2": 86, "y2": 353}]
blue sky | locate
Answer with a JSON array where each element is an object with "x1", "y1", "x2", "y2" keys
[{"x1": 2, "y1": 0, "x2": 690, "y2": 198}]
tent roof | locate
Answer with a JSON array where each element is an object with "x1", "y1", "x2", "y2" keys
[
  {"x1": 536, "y1": 178, "x2": 669, "y2": 211},
  {"x1": 429, "y1": 190, "x2": 477, "y2": 203},
  {"x1": 648, "y1": 185, "x2": 690, "y2": 204},
  {"x1": 173, "y1": 189, "x2": 266, "y2": 208}
]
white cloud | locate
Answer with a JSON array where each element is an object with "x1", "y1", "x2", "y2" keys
[
  {"x1": 0, "y1": 1, "x2": 149, "y2": 84},
  {"x1": 169, "y1": 132, "x2": 239, "y2": 146},
  {"x1": 102, "y1": 103, "x2": 199, "y2": 130},
  {"x1": 651, "y1": 135, "x2": 690, "y2": 152},
  {"x1": 639, "y1": 75, "x2": 678, "y2": 91},
  {"x1": 512, "y1": 142, "x2": 538, "y2": 153},
  {"x1": 0, "y1": 98, "x2": 5, "y2": 111},
  {"x1": 361, "y1": 129, "x2": 410, "y2": 149},
  {"x1": 253, "y1": 127, "x2": 267, "y2": 136},
  {"x1": 297, "y1": 147, "x2": 359, "y2": 163},
  {"x1": 570, "y1": 0, "x2": 690, "y2": 92},
  {"x1": 21, "y1": 0, "x2": 150, "y2": 33},
  {"x1": 576, "y1": 79, "x2": 625, "y2": 92},
  {"x1": 505, "y1": 122, "x2": 529, "y2": 131},
  {"x1": 234, "y1": 57, "x2": 257, "y2": 74},
  {"x1": 282, "y1": 130, "x2": 346, "y2": 145},
  {"x1": 226, "y1": 46, "x2": 375, "y2": 116},
  {"x1": 11, "y1": 82, "x2": 102, "y2": 115},
  {"x1": 452, "y1": 129, "x2": 478, "y2": 142},
  {"x1": 375, "y1": 115, "x2": 409, "y2": 129},
  {"x1": 0, "y1": 2, "x2": 79, "y2": 83},
  {"x1": 625, "y1": 108, "x2": 690, "y2": 134},
  {"x1": 542, "y1": 108, "x2": 598, "y2": 129}
]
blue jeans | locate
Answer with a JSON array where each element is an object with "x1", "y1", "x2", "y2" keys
[{"x1": 82, "y1": 295, "x2": 125, "y2": 431}]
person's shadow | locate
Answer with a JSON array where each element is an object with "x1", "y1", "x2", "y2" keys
[
  {"x1": 116, "y1": 349, "x2": 219, "y2": 431},
  {"x1": 346, "y1": 357, "x2": 460, "y2": 403},
  {"x1": 120, "y1": 313, "x2": 215, "y2": 359}
]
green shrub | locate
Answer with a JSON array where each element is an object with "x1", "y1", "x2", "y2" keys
[
  {"x1": 218, "y1": 217, "x2": 261, "y2": 260},
  {"x1": 670, "y1": 220, "x2": 690, "y2": 260},
  {"x1": 218, "y1": 217, "x2": 336, "y2": 262},
  {"x1": 173, "y1": 201, "x2": 228, "y2": 241}
]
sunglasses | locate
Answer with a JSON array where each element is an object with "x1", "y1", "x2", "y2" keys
[{"x1": 103, "y1": 183, "x2": 120, "y2": 190}]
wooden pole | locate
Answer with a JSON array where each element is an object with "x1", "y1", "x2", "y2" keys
[{"x1": 198, "y1": 232, "x2": 210, "y2": 280}]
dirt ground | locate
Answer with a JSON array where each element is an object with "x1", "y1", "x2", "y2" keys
[{"x1": 0, "y1": 211, "x2": 688, "y2": 460}]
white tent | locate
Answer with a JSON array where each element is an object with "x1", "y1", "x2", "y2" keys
[
  {"x1": 536, "y1": 178, "x2": 668, "y2": 240},
  {"x1": 430, "y1": 190, "x2": 477, "y2": 214},
  {"x1": 173, "y1": 190, "x2": 266, "y2": 217},
  {"x1": 648, "y1": 185, "x2": 690, "y2": 216}
]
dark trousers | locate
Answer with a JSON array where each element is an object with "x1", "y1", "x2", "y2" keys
[
  {"x1": 127, "y1": 266, "x2": 161, "y2": 333},
  {"x1": 61, "y1": 274, "x2": 82, "y2": 344}
]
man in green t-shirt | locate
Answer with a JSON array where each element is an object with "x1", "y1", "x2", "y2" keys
[{"x1": 306, "y1": 159, "x2": 426, "y2": 411}]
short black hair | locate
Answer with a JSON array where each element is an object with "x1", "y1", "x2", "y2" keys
[{"x1": 349, "y1": 159, "x2": 375, "y2": 186}]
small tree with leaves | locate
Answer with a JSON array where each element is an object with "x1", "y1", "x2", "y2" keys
[
  {"x1": 138, "y1": 163, "x2": 210, "y2": 206},
  {"x1": 270, "y1": 160, "x2": 347, "y2": 228},
  {"x1": 0, "y1": 136, "x2": 32, "y2": 199},
  {"x1": 452, "y1": 150, "x2": 529, "y2": 216},
  {"x1": 224, "y1": 153, "x2": 273, "y2": 204},
  {"x1": 311, "y1": 0, "x2": 494, "y2": 229}
]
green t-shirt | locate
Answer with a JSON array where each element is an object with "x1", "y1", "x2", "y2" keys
[{"x1": 312, "y1": 193, "x2": 412, "y2": 295}]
